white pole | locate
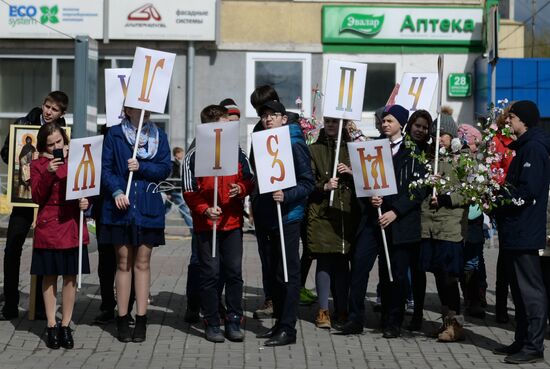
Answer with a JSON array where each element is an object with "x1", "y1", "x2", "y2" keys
[
  {"x1": 276, "y1": 202, "x2": 288, "y2": 282},
  {"x1": 78, "y1": 209, "x2": 83, "y2": 289},
  {"x1": 378, "y1": 207, "x2": 393, "y2": 282},
  {"x1": 212, "y1": 176, "x2": 218, "y2": 258},
  {"x1": 433, "y1": 55, "x2": 444, "y2": 197},
  {"x1": 125, "y1": 109, "x2": 146, "y2": 198},
  {"x1": 329, "y1": 119, "x2": 344, "y2": 207}
]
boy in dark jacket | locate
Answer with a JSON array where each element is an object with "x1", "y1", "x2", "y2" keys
[
  {"x1": 183, "y1": 105, "x2": 254, "y2": 343},
  {"x1": 493, "y1": 100, "x2": 550, "y2": 364},
  {"x1": 0, "y1": 91, "x2": 68, "y2": 321},
  {"x1": 253, "y1": 100, "x2": 314, "y2": 346},
  {"x1": 339, "y1": 104, "x2": 425, "y2": 338}
]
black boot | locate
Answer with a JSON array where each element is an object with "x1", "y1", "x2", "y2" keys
[
  {"x1": 132, "y1": 314, "x2": 147, "y2": 343},
  {"x1": 116, "y1": 314, "x2": 132, "y2": 343},
  {"x1": 465, "y1": 271, "x2": 485, "y2": 318},
  {"x1": 46, "y1": 325, "x2": 60, "y2": 349},
  {"x1": 59, "y1": 326, "x2": 74, "y2": 349}
]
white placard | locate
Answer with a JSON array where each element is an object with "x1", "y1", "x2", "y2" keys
[
  {"x1": 66, "y1": 135, "x2": 104, "y2": 200},
  {"x1": 251, "y1": 126, "x2": 296, "y2": 194},
  {"x1": 195, "y1": 121, "x2": 240, "y2": 177},
  {"x1": 394, "y1": 73, "x2": 438, "y2": 113},
  {"x1": 348, "y1": 139, "x2": 397, "y2": 197},
  {"x1": 323, "y1": 60, "x2": 368, "y2": 121},
  {"x1": 108, "y1": 0, "x2": 216, "y2": 41},
  {"x1": 105, "y1": 68, "x2": 131, "y2": 127},
  {"x1": 124, "y1": 47, "x2": 176, "y2": 114}
]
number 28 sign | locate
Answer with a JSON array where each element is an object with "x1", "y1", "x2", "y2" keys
[
  {"x1": 251, "y1": 126, "x2": 296, "y2": 194},
  {"x1": 124, "y1": 47, "x2": 176, "y2": 114}
]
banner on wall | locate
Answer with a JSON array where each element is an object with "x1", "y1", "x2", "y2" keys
[
  {"x1": 108, "y1": 0, "x2": 216, "y2": 41},
  {"x1": 0, "y1": 0, "x2": 103, "y2": 39}
]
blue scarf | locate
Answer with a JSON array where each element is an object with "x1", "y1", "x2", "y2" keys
[{"x1": 121, "y1": 118, "x2": 159, "y2": 159}]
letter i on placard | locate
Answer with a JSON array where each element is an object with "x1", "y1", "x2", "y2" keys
[
  {"x1": 336, "y1": 67, "x2": 356, "y2": 112},
  {"x1": 213, "y1": 128, "x2": 222, "y2": 170},
  {"x1": 138, "y1": 55, "x2": 166, "y2": 103}
]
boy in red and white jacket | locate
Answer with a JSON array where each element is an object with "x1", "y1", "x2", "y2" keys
[{"x1": 182, "y1": 104, "x2": 254, "y2": 343}]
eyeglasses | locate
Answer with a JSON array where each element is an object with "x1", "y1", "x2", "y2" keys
[{"x1": 260, "y1": 112, "x2": 282, "y2": 120}]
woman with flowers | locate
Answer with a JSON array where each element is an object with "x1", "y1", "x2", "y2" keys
[{"x1": 418, "y1": 111, "x2": 468, "y2": 342}]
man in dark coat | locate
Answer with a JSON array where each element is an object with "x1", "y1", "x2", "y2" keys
[
  {"x1": 0, "y1": 91, "x2": 68, "y2": 320},
  {"x1": 493, "y1": 100, "x2": 550, "y2": 364}
]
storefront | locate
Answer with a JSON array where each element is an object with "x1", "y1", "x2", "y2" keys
[
  {"x1": 0, "y1": 0, "x2": 217, "y2": 178},
  {"x1": 321, "y1": 5, "x2": 484, "y2": 136}
]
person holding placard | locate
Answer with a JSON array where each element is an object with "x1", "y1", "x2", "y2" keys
[
  {"x1": 182, "y1": 105, "x2": 254, "y2": 343},
  {"x1": 338, "y1": 105, "x2": 425, "y2": 338},
  {"x1": 306, "y1": 117, "x2": 359, "y2": 329},
  {"x1": 419, "y1": 112, "x2": 468, "y2": 342},
  {"x1": 253, "y1": 100, "x2": 314, "y2": 346},
  {"x1": 248, "y1": 86, "x2": 281, "y2": 319},
  {"x1": 1, "y1": 90, "x2": 69, "y2": 322},
  {"x1": 30, "y1": 123, "x2": 90, "y2": 349},
  {"x1": 100, "y1": 107, "x2": 171, "y2": 343}
]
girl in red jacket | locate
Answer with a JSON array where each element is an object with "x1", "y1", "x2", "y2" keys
[{"x1": 30, "y1": 123, "x2": 89, "y2": 350}]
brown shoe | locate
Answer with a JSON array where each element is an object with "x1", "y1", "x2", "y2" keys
[
  {"x1": 253, "y1": 300, "x2": 273, "y2": 319},
  {"x1": 438, "y1": 313, "x2": 465, "y2": 342},
  {"x1": 315, "y1": 309, "x2": 331, "y2": 329}
]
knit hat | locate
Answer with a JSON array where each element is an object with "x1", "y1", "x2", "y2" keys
[
  {"x1": 382, "y1": 104, "x2": 409, "y2": 127},
  {"x1": 509, "y1": 100, "x2": 540, "y2": 128},
  {"x1": 220, "y1": 98, "x2": 240, "y2": 118},
  {"x1": 458, "y1": 123, "x2": 481, "y2": 145},
  {"x1": 434, "y1": 113, "x2": 458, "y2": 138}
]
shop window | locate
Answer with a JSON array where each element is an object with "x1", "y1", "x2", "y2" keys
[
  {"x1": 0, "y1": 59, "x2": 51, "y2": 112},
  {"x1": 363, "y1": 63, "x2": 396, "y2": 112},
  {"x1": 246, "y1": 52, "x2": 312, "y2": 117},
  {"x1": 58, "y1": 59, "x2": 74, "y2": 113}
]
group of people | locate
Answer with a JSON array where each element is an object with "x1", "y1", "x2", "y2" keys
[{"x1": 1, "y1": 87, "x2": 549, "y2": 365}]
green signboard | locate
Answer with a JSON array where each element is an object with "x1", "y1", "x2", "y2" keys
[
  {"x1": 322, "y1": 6, "x2": 483, "y2": 47},
  {"x1": 448, "y1": 73, "x2": 472, "y2": 97}
]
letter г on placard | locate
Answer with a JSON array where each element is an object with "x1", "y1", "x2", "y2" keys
[{"x1": 124, "y1": 47, "x2": 176, "y2": 114}]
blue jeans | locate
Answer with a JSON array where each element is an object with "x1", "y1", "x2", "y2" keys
[{"x1": 165, "y1": 191, "x2": 193, "y2": 229}]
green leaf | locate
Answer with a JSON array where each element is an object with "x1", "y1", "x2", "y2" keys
[
  {"x1": 40, "y1": 6, "x2": 50, "y2": 15},
  {"x1": 50, "y1": 15, "x2": 59, "y2": 24},
  {"x1": 40, "y1": 15, "x2": 49, "y2": 24},
  {"x1": 51, "y1": 5, "x2": 58, "y2": 15}
]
